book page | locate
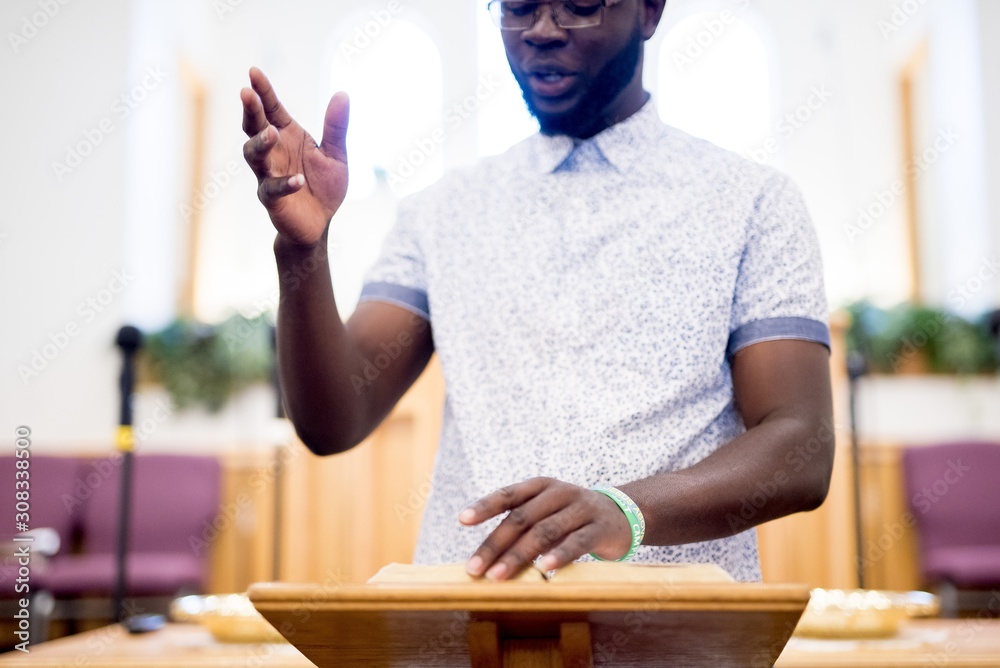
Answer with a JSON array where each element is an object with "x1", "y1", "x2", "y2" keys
[
  {"x1": 367, "y1": 561, "x2": 733, "y2": 585},
  {"x1": 367, "y1": 562, "x2": 547, "y2": 584},
  {"x1": 548, "y1": 561, "x2": 734, "y2": 584}
]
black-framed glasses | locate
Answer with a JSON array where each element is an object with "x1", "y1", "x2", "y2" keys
[{"x1": 487, "y1": 0, "x2": 608, "y2": 31}]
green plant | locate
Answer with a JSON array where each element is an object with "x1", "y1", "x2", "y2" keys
[
  {"x1": 844, "y1": 301, "x2": 998, "y2": 375},
  {"x1": 143, "y1": 313, "x2": 274, "y2": 412}
]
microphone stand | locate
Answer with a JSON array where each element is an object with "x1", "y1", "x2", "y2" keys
[
  {"x1": 847, "y1": 351, "x2": 867, "y2": 589},
  {"x1": 113, "y1": 326, "x2": 164, "y2": 632},
  {"x1": 270, "y1": 324, "x2": 284, "y2": 581}
]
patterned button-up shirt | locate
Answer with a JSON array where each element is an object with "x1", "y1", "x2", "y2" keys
[{"x1": 359, "y1": 99, "x2": 829, "y2": 582}]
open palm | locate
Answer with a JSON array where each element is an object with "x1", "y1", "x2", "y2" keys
[{"x1": 241, "y1": 67, "x2": 349, "y2": 247}]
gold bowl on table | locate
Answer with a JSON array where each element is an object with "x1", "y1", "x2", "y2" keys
[
  {"x1": 794, "y1": 588, "x2": 939, "y2": 639},
  {"x1": 170, "y1": 593, "x2": 286, "y2": 644}
]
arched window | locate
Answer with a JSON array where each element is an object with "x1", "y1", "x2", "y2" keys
[
  {"x1": 657, "y1": 12, "x2": 772, "y2": 159},
  {"x1": 331, "y1": 18, "x2": 444, "y2": 198},
  {"x1": 320, "y1": 17, "x2": 445, "y2": 315}
]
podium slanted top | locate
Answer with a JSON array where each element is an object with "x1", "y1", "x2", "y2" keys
[{"x1": 249, "y1": 562, "x2": 810, "y2": 667}]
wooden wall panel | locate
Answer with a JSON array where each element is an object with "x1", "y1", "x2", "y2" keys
[
  {"x1": 274, "y1": 356, "x2": 445, "y2": 586},
  {"x1": 207, "y1": 450, "x2": 280, "y2": 593},
  {"x1": 857, "y1": 442, "x2": 923, "y2": 591},
  {"x1": 757, "y1": 431, "x2": 859, "y2": 590}
]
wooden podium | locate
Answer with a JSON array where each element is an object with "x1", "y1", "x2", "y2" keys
[{"x1": 249, "y1": 563, "x2": 810, "y2": 667}]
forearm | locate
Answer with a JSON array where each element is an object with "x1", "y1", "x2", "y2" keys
[
  {"x1": 273, "y1": 235, "x2": 368, "y2": 455},
  {"x1": 618, "y1": 412, "x2": 834, "y2": 547}
]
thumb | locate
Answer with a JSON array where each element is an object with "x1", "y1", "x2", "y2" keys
[{"x1": 320, "y1": 91, "x2": 350, "y2": 164}]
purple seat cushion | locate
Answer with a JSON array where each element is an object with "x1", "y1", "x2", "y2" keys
[
  {"x1": 0, "y1": 455, "x2": 82, "y2": 546},
  {"x1": 1, "y1": 455, "x2": 82, "y2": 599},
  {"x1": 902, "y1": 442, "x2": 1000, "y2": 586},
  {"x1": 38, "y1": 553, "x2": 205, "y2": 597},
  {"x1": 924, "y1": 546, "x2": 1000, "y2": 588},
  {"x1": 80, "y1": 454, "x2": 221, "y2": 555}
]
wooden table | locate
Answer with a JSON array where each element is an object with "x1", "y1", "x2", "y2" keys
[
  {"x1": 0, "y1": 624, "x2": 309, "y2": 667},
  {"x1": 2, "y1": 620, "x2": 999, "y2": 667},
  {"x1": 776, "y1": 619, "x2": 1000, "y2": 667}
]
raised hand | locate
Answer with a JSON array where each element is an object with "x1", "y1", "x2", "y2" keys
[{"x1": 241, "y1": 67, "x2": 349, "y2": 247}]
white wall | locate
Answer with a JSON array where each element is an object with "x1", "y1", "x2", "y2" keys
[
  {"x1": 979, "y1": 0, "x2": 1000, "y2": 309},
  {"x1": 2, "y1": 0, "x2": 132, "y2": 450},
  {"x1": 924, "y1": 0, "x2": 992, "y2": 313},
  {"x1": 3, "y1": 0, "x2": 998, "y2": 451}
]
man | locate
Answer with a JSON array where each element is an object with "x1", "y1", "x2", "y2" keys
[{"x1": 240, "y1": 0, "x2": 833, "y2": 583}]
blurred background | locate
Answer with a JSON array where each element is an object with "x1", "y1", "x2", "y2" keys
[{"x1": 1, "y1": 0, "x2": 998, "y2": 646}]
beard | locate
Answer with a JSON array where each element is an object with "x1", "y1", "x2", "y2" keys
[{"x1": 514, "y1": 23, "x2": 644, "y2": 138}]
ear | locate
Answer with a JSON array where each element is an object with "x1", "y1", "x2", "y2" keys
[{"x1": 640, "y1": 0, "x2": 667, "y2": 41}]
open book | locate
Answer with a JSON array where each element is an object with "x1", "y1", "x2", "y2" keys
[{"x1": 368, "y1": 561, "x2": 734, "y2": 584}]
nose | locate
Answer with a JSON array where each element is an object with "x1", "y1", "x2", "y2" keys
[{"x1": 521, "y1": 4, "x2": 570, "y2": 46}]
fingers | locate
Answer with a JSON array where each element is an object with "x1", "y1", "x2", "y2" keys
[
  {"x1": 481, "y1": 508, "x2": 591, "y2": 581},
  {"x1": 258, "y1": 174, "x2": 305, "y2": 208},
  {"x1": 537, "y1": 525, "x2": 602, "y2": 571},
  {"x1": 243, "y1": 125, "x2": 276, "y2": 175},
  {"x1": 460, "y1": 477, "x2": 550, "y2": 526},
  {"x1": 241, "y1": 86, "x2": 269, "y2": 137},
  {"x1": 249, "y1": 66, "x2": 295, "y2": 129},
  {"x1": 320, "y1": 92, "x2": 350, "y2": 164},
  {"x1": 464, "y1": 480, "x2": 578, "y2": 579}
]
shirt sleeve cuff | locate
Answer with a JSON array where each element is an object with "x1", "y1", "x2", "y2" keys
[
  {"x1": 727, "y1": 317, "x2": 830, "y2": 359},
  {"x1": 359, "y1": 282, "x2": 430, "y2": 321}
]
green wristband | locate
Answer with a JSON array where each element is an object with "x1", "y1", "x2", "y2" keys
[{"x1": 589, "y1": 487, "x2": 646, "y2": 562}]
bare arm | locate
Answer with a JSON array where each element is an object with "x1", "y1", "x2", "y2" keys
[
  {"x1": 272, "y1": 241, "x2": 433, "y2": 455},
  {"x1": 618, "y1": 338, "x2": 835, "y2": 545},
  {"x1": 242, "y1": 68, "x2": 433, "y2": 455}
]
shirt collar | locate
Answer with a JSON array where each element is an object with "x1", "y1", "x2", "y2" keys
[{"x1": 525, "y1": 97, "x2": 664, "y2": 174}]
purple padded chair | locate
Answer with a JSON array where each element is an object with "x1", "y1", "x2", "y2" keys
[
  {"x1": 0, "y1": 455, "x2": 83, "y2": 597},
  {"x1": 41, "y1": 454, "x2": 221, "y2": 599},
  {"x1": 902, "y1": 442, "x2": 1000, "y2": 616},
  {"x1": 0, "y1": 455, "x2": 83, "y2": 644}
]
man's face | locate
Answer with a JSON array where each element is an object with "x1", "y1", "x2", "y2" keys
[{"x1": 501, "y1": 0, "x2": 654, "y2": 138}]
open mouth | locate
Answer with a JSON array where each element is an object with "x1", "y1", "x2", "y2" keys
[
  {"x1": 528, "y1": 70, "x2": 578, "y2": 98},
  {"x1": 535, "y1": 72, "x2": 568, "y2": 83}
]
